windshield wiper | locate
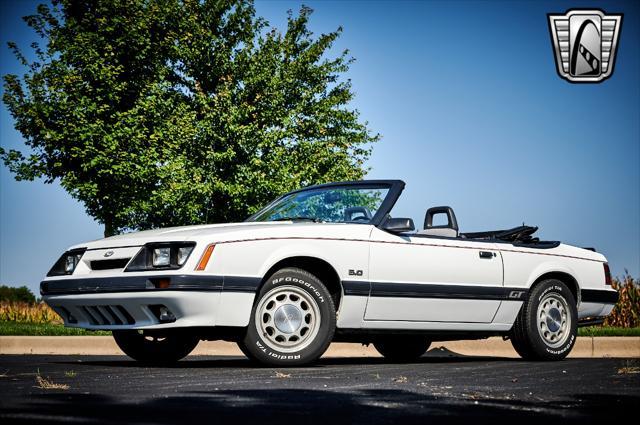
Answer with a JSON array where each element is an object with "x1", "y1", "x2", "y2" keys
[{"x1": 272, "y1": 216, "x2": 323, "y2": 223}]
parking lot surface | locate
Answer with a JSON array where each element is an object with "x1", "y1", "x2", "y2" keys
[{"x1": 1, "y1": 353, "x2": 638, "y2": 424}]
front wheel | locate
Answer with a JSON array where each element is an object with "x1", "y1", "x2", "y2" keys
[
  {"x1": 113, "y1": 330, "x2": 199, "y2": 364},
  {"x1": 240, "y1": 267, "x2": 336, "y2": 366},
  {"x1": 374, "y1": 336, "x2": 431, "y2": 362},
  {"x1": 510, "y1": 279, "x2": 578, "y2": 361}
]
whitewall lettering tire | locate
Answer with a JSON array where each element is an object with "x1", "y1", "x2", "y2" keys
[
  {"x1": 510, "y1": 279, "x2": 578, "y2": 361},
  {"x1": 240, "y1": 268, "x2": 336, "y2": 366}
]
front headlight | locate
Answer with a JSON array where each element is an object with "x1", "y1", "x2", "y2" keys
[
  {"x1": 177, "y1": 246, "x2": 194, "y2": 266},
  {"x1": 125, "y1": 242, "x2": 196, "y2": 272},
  {"x1": 47, "y1": 249, "x2": 86, "y2": 276},
  {"x1": 152, "y1": 247, "x2": 171, "y2": 267},
  {"x1": 64, "y1": 253, "x2": 83, "y2": 273}
]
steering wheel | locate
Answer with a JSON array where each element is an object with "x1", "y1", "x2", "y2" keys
[{"x1": 352, "y1": 215, "x2": 370, "y2": 222}]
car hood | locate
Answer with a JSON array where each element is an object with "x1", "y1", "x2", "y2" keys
[{"x1": 72, "y1": 222, "x2": 304, "y2": 250}]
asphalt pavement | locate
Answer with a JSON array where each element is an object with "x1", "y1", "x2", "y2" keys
[{"x1": 0, "y1": 352, "x2": 638, "y2": 424}]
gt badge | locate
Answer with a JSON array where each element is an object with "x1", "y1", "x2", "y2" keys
[
  {"x1": 508, "y1": 291, "x2": 525, "y2": 300},
  {"x1": 548, "y1": 9, "x2": 623, "y2": 83}
]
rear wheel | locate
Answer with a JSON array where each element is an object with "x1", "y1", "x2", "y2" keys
[
  {"x1": 241, "y1": 267, "x2": 336, "y2": 366},
  {"x1": 510, "y1": 279, "x2": 577, "y2": 361},
  {"x1": 374, "y1": 336, "x2": 431, "y2": 362},
  {"x1": 113, "y1": 330, "x2": 199, "y2": 364}
]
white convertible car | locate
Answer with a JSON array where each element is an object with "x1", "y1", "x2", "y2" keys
[{"x1": 42, "y1": 180, "x2": 618, "y2": 365}]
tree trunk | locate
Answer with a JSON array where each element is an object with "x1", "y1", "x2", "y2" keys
[{"x1": 104, "y1": 220, "x2": 116, "y2": 238}]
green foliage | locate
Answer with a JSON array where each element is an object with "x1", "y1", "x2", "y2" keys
[
  {"x1": 2, "y1": 0, "x2": 378, "y2": 236},
  {"x1": 0, "y1": 285, "x2": 36, "y2": 304},
  {"x1": 0, "y1": 321, "x2": 111, "y2": 336},
  {"x1": 578, "y1": 326, "x2": 640, "y2": 337}
]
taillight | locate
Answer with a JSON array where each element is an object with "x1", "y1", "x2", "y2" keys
[{"x1": 603, "y1": 263, "x2": 612, "y2": 286}]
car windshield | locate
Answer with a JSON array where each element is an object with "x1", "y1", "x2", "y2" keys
[{"x1": 248, "y1": 185, "x2": 391, "y2": 224}]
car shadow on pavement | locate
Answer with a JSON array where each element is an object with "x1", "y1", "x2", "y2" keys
[
  {"x1": 3, "y1": 389, "x2": 637, "y2": 424},
  {"x1": 52, "y1": 351, "x2": 519, "y2": 369}
]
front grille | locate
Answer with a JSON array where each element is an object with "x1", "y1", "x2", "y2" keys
[
  {"x1": 79, "y1": 305, "x2": 135, "y2": 325},
  {"x1": 90, "y1": 258, "x2": 131, "y2": 271}
]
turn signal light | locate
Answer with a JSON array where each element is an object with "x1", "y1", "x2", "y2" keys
[
  {"x1": 153, "y1": 278, "x2": 171, "y2": 289},
  {"x1": 196, "y1": 244, "x2": 215, "y2": 271}
]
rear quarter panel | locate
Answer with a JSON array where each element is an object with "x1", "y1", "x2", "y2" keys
[
  {"x1": 500, "y1": 244, "x2": 608, "y2": 319},
  {"x1": 501, "y1": 244, "x2": 606, "y2": 291}
]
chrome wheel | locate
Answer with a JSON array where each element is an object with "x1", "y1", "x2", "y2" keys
[
  {"x1": 537, "y1": 293, "x2": 570, "y2": 348},
  {"x1": 255, "y1": 285, "x2": 321, "y2": 353}
]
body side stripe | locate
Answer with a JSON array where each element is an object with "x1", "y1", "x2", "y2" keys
[
  {"x1": 343, "y1": 280, "x2": 528, "y2": 301},
  {"x1": 41, "y1": 275, "x2": 260, "y2": 295},
  {"x1": 213, "y1": 236, "x2": 603, "y2": 263}
]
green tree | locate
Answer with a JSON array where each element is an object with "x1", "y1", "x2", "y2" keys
[
  {"x1": 0, "y1": 285, "x2": 37, "y2": 304},
  {"x1": 1, "y1": 0, "x2": 378, "y2": 236}
]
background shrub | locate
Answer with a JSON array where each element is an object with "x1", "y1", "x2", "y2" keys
[
  {"x1": 0, "y1": 301, "x2": 62, "y2": 324},
  {"x1": 0, "y1": 285, "x2": 36, "y2": 303},
  {"x1": 605, "y1": 274, "x2": 640, "y2": 328},
  {"x1": 0, "y1": 285, "x2": 61, "y2": 324}
]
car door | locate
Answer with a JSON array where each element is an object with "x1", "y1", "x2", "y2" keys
[{"x1": 365, "y1": 229, "x2": 504, "y2": 323}]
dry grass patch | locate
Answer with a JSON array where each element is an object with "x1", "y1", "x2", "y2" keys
[
  {"x1": 617, "y1": 366, "x2": 640, "y2": 375},
  {"x1": 617, "y1": 360, "x2": 640, "y2": 375},
  {"x1": 35, "y1": 370, "x2": 69, "y2": 390}
]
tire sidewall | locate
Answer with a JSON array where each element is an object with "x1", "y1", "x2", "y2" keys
[
  {"x1": 526, "y1": 280, "x2": 578, "y2": 359},
  {"x1": 243, "y1": 268, "x2": 336, "y2": 366}
]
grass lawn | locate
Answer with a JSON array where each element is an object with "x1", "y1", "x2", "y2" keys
[
  {"x1": 0, "y1": 320, "x2": 638, "y2": 337},
  {"x1": 578, "y1": 326, "x2": 640, "y2": 337},
  {"x1": 0, "y1": 321, "x2": 111, "y2": 336}
]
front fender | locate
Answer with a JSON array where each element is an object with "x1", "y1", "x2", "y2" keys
[
  {"x1": 258, "y1": 242, "x2": 347, "y2": 280},
  {"x1": 209, "y1": 237, "x2": 369, "y2": 283}
]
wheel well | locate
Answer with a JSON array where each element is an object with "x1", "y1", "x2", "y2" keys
[
  {"x1": 532, "y1": 272, "x2": 580, "y2": 304},
  {"x1": 262, "y1": 257, "x2": 343, "y2": 309}
]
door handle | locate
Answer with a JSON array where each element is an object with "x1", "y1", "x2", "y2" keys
[{"x1": 479, "y1": 251, "x2": 495, "y2": 259}]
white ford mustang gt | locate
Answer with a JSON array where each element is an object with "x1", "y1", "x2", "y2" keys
[{"x1": 42, "y1": 180, "x2": 618, "y2": 365}]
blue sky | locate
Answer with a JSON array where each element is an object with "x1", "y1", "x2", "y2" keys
[{"x1": 1, "y1": 0, "x2": 638, "y2": 295}]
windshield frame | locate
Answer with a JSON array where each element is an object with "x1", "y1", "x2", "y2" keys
[{"x1": 245, "y1": 180, "x2": 405, "y2": 227}]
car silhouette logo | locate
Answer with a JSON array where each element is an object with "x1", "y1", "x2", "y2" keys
[{"x1": 548, "y1": 9, "x2": 623, "y2": 83}]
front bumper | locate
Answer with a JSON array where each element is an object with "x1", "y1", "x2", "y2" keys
[
  {"x1": 44, "y1": 291, "x2": 223, "y2": 330},
  {"x1": 41, "y1": 274, "x2": 260, "y2": 330}
]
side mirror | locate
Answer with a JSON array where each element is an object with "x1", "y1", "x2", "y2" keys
[{"x1": 382, "y1": 217, "x2": 415, "y2": 234}]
